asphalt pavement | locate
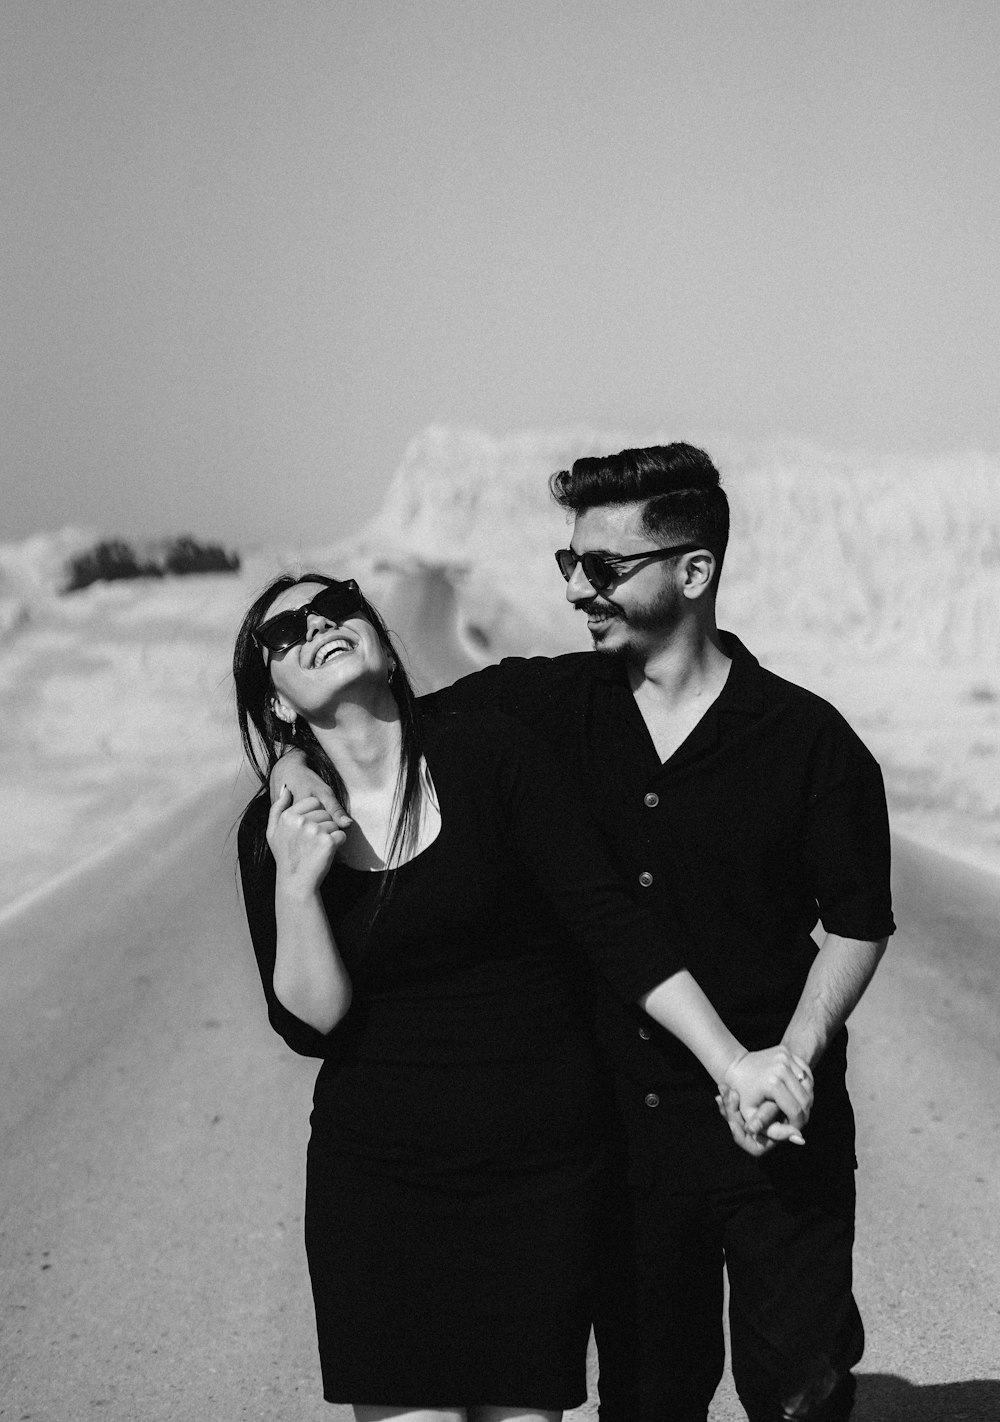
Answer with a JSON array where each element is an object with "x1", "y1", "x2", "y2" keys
[{"x1": 2, "y1": 574, "x2": 998, "y2": 1420}]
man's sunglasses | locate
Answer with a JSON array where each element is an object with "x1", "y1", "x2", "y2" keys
[
  {"x1": 253, "y1": 580, "x2": 364, "y2": 654},
  {"x1": 554, "y1": 543, "x2": 702, "y2": 593}
]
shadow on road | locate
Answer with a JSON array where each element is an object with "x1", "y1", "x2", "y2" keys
[{"x1": 857, "y1": 1372, "x2": 1000, "y2": 1420}]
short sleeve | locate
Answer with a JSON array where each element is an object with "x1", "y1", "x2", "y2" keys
[
  {"x1": 237, "y1": 801, "x2": 338, "y2": 1058},
  {"x1": 431, "y1": 656, "x2": 592, "y2": 728},
  {"x1": 800, "y1": 716, "x2": 896, "y2": 941},
  {"x1": 423, "y1": 663, "x2": 506, "y2": 715},
  {"x1": 490, "y1": 712, "x2": 687, "y2": 1000}
]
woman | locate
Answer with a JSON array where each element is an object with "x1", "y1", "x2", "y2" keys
[{"x1": 233, "y1": 572, "x2": 811, "y2": 1422}]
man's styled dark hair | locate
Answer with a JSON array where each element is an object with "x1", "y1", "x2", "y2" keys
[{"x1": 550, "y1": 443, "x2": 730, "y2": 581}]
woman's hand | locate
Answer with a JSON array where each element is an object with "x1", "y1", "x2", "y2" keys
[
  {"x1": 267, "y1": 786, "x2": 347, "y2": 896},
  {"x1": 715, "y1": 1087, "x2": 806, "y2": 1156},
  {"x1": 721, "y1": 1045, "x2": 813, "y2": 1142},
  {"x1": 270, "y1": 750, "x2": 352, "y2": 832}
]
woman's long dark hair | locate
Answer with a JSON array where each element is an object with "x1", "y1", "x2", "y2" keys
[{"x1": 233, "y1": 571, "x2": 424, "y2": 920}]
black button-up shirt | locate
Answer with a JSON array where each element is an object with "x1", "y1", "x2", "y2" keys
[{"x1": 436, "y1": 633, "x2": 895, "y2": 1178}]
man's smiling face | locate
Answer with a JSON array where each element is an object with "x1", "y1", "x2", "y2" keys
[{"x1": 563, "y1": 502, "x2": 686, "y2": 661}]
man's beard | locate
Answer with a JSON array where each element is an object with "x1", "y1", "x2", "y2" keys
[
  {"x1": 583, "y1": 586, "x2": 683, "y2": 663},
  {"x1": 584, "y1": 601, "x2": 624, "y2": 654}
]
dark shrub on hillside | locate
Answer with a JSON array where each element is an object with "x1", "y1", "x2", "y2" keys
[
  {"x1": 162, "y1": 536, "x2": 240, "y2": 575},
  {"x1": 63, "y1": 536, "x2": 240, "y2": 592},
  {"x1": 64, "y1": 540, "x2": 162, "y2": 591}
]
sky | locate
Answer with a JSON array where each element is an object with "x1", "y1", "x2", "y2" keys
[{"x1": 3, "y1": 0, "x2": 999, "y2": 547}]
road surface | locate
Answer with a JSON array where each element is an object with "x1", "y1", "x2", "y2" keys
[{"x1": 2, "y1": 577, "x2": 998, "y2": 1419}]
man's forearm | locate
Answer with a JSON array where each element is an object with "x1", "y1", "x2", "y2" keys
[{"x1": 782, "y1": 932, "x2": 888, "y2": 1068}]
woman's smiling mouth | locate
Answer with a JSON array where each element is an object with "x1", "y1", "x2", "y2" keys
[{"x1": 312, "y1": 637, "x2": 354, "y2": 667}]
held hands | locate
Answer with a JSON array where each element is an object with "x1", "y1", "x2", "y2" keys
[
  {"x1": 267, "y1": 786, "x2": 347, "y2": 896},
  {"x1": 270, "y1": 752, "x2": 352, "y2": 833},
  {"x1": 717, "y1": 1046, "x2": 814, "y2": 1157},
  {"x1": 715, "y1": 1089, "x2": 791, "y2": 1157}
]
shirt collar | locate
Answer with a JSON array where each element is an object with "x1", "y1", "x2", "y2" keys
[
  {"x1": 582, "y1": 629, "x2": 764, "y2": 714},
  {"x1": 714, "y1": 630, "x2": 765, "y2": 717}
]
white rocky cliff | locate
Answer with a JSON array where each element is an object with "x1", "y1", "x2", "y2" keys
[{"x1": 2, "y1": 426, "x2": 999, "y2": 911}]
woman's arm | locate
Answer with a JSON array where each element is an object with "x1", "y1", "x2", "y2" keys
[
  {"x1": 640, "y1": 972, "x2": 811, "y2": 1136},
  {"x1": 266, "y1": 786, "x2": 352, "y2": 1034},
  {"x1": 239, "y1": 812, "x2": 324, "y2": 1058}
]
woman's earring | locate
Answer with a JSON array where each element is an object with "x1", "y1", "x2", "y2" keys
[
  {"x1": 273, "y1": 700, "x2": 296, "y2": 725},
  {"x1": 387, "y1": 656, "x2": 397, "y2": 680}
]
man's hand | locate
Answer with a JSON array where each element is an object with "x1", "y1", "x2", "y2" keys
[
  {"x1": 267, "y1": 787, "x2": 347, "y2": 896},
  {"x1": 270, "y1": 750, "x2": 352, "y2": 830}
]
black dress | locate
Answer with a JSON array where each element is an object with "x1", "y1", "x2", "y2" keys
[{"x1": 239, "y1": 706, "x2": 682, "y2": 1409}]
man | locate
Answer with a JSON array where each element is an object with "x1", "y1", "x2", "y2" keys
[{"x1": 278, "y1": 443, "x2": 894, "y2": 1421}]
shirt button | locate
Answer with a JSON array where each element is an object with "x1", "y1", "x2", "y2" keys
[
  {"x1": 644, "y1": 1092, "x2": 660, "y2": 1108},
  {"x1": 643, "y1": 792, "x2": 659, "y2": 808},
  {"x1": 638, "y1": 1026, "x2": 651, "y2": 1041},
  {"x1": 638, "y1": 871, "x2": 654, "y2": 888}
]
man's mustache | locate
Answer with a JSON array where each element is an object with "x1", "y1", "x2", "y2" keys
[{"x1": 578, "y1": 598, "x2": 622, "y2": 618}]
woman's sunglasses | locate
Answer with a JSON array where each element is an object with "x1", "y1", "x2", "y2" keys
[
  {"x1": 253, "y1": 580, "x2": 365, "y2": 654},
  {"x1": 554, "y1": 543, "x2": 702, "y2": 594}
]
